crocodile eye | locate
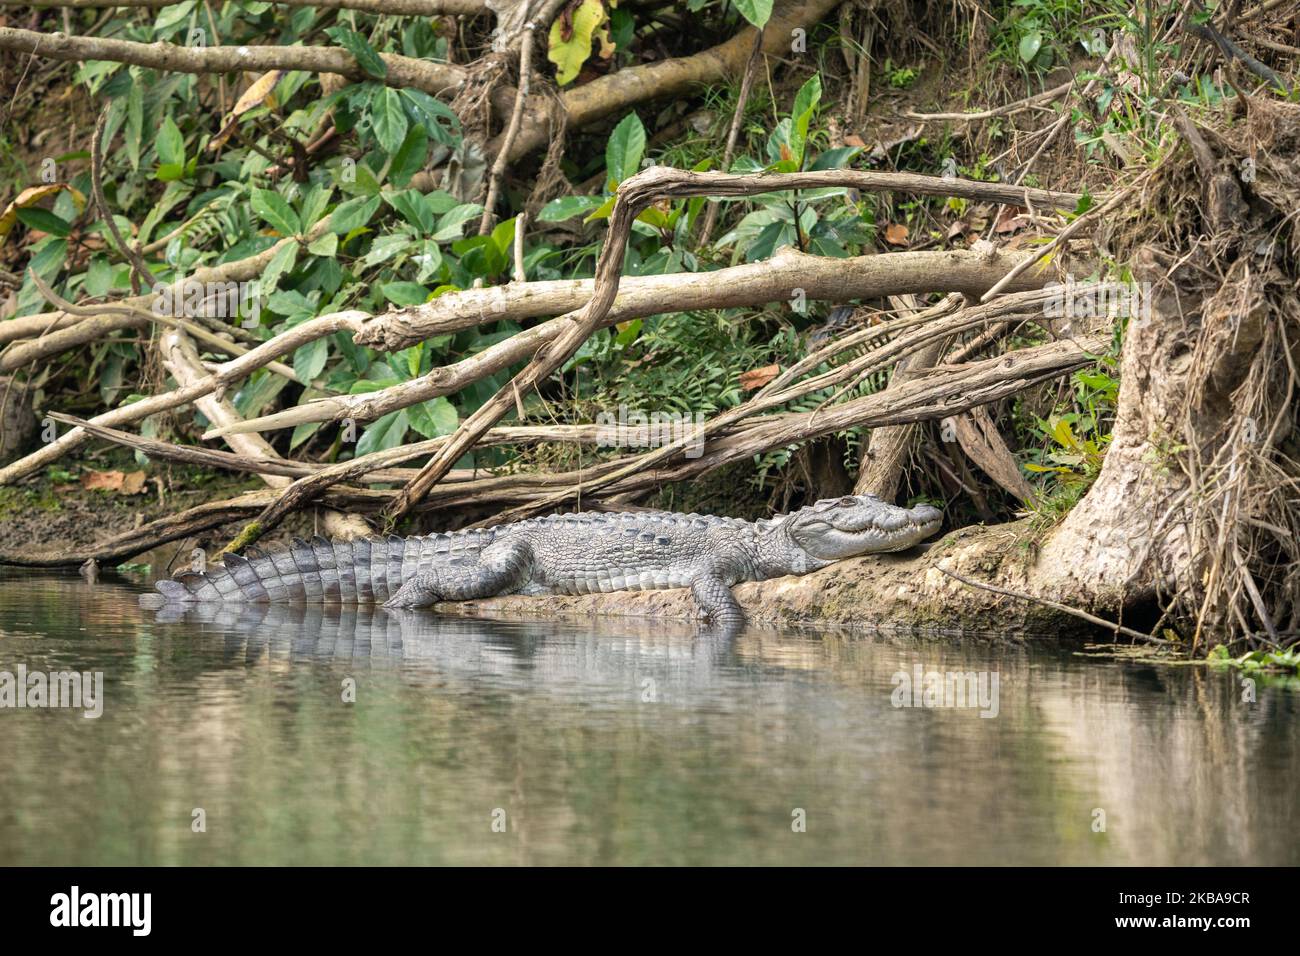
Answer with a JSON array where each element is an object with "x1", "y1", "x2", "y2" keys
[{"x1": 835, "y1": 498, "x2": 856, "y2": 507}]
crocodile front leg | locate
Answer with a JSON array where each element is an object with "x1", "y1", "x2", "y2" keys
[
  {"x1": 383, "y1": 540, "x2": 533, "y2": 609},
  {"x1": 690, "y1": 572, "x2": 744, "y2": 629}
]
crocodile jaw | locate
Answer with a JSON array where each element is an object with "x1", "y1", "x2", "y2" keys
[{"x1": 785, "y1": 496, "x2": 943, "y2": 561}]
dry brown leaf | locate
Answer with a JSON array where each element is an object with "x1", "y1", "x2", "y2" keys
[
  {"x1": 884, "y1": 222, "x2": 910, "y2": 247},
  {"x1": 0, "y1": 184, "x2": 84, "y2": 242},
  {"x1": 994, "y1": 205, "x2": 1030, "y2": 234},
  {"x1": 844, "y1": 133, "x2": 867, "y2": 147},
  {"x1": 739, "y1": 364, "x2": 780, "y2": 390},
  {"x1": 81, "y1": 469, "x2": 148, "y2": 494},
  {"x1": 210, "y1": 70, "x2": 283, "y2": 151}
]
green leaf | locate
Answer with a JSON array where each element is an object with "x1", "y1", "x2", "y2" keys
[
  {"x1": 789, "y1": 74, "x2": 822, "y2": 168},
  {"x1": 380, "y1": 281, "x2": 430, "y2": 306},
  {"x1": 330, "y1": 195, "x2": 382, "y2": 233},
  {"x1": 293, "y1": 338, "x2": 329, "y2": 383},
  {"x1": 289, "y1": 421, "x2": 323, "y2": 451},
  {"x1": 1018, "y1": 31, "x2": 1043, "y2": 64},
  {"x1": 388, "y1": 124, "x2": 429, "y2": 187},
  {"x1": 307, "y1": 232, "x2": 338, "y2": 257},
  {"x1": 370, "y1": 87, "x2": 409, "y2": 155},
  {"x1": 385, "y1": 190, "x2": 434, "y2": 232},
  {"x1": 327, "y1": 27, "x2": 387, "y2": 79},
  {"x1": 809, "y1": 146, "x2": 860, "y2": 171},
  {"x1": 156, "y1": 116, "x2": 184, "y2": 169},
  {"x1": 26, "y1": 236, "x2": 67, "y2": 278},
  {"x1": 537, "y1": 195, "x2": 602, "y2": 222},
  {"x1": 356, "y1": 409, "x2": 409, "y2": 457},
  {"x1": 260, "y1": 240, "x2": 298, "y2": 292},
  {"x1": 431, "y1": 203, "x2": 483, "y2": 242},
  {"x1": 361, "y1": 234, "x2": 412, "y2": 268},
  {"x1": 407, "y1": 397, "x2": 458, "y2": 439},
  {"x1": 251, "y1": 188, "x2": 301, "y2": 237},
  {"x1": 605, "y1": 112, "x2": 646, "y2": 187},
  {"x1": 732, "y1": 0, "x2": 773, "y2": 28},
  {"x1": 583, "y1": 194, "x2": 617, "y2": 223},
  {"x1": 16, "y1": 208, "x2": 72, "y2": 238},
  {"x1": 398, "y1": 89, "x2": 460, "y2": 146}
]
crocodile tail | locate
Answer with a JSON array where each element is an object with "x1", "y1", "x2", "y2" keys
[{"x1": 148, "y1": 535, "x2": 421, "y2": 605}]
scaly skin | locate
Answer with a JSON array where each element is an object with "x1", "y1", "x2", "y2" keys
[{"x1": 143, "y1": 495, "x2": 943, "y2": 626}]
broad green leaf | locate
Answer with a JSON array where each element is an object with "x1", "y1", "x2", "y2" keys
[
  {"x1": 289, "y1": 421, "x2": 323, "y2": 451},
  {"x1": 16, "y1": 208, "x2": 72, "y2": 238},
  {"x1": 293, "y1": 337, "x2": 330, "y2": 383},
  {"x1": 28, "y1": 236, "x2": 68, "y2": 277},
  {"x1": 330, "y1": 195, "x2": 382, "y2": 233},
  {"x1": 584, "y1": 194, "x2": 617, "y2": 223},
  {"x1": 370, "y1": 87, "x2": 409, "y2": 155},
  {"x1": 381, "y1": 281, "x2": 430, "y2": 306},
  {"x1": 307, "y1": 232, "x2": 338, "y2": 257},
  {"x1": 538, "y1": 195, "x2": 602, "y2": 222},
  {"x1": 388, "y1": 124, "x2": 429, "y2": 187},
  {"x1": 327, "y1": 27, "x2": 387, "y2": 79},
  {"x1": 605, "y1": 112, "x2": 646, "y2": 187},
  {"x1": 251, "y1": 188, "x2": 301, "y2": 237},
  {"x1": 431, "y1": 203, "x2": 483, "y2": 241},
  {"x1": 385, "y1": 190, "x2": 434, "y2": 232},
  {"x1": 156, "y1": 116, "x2": 184, "y2": 168},
  {"x1": 1018, "y1": 31, "x2": 1043, "y2": 63},
  {"x1": 125, "y1": 79, "x2": 143, "y2": 171},
  {"x1": 361, "y1": 233, "x2": 412, "y2": 268},
  {"x1": 408, "y1": 397, "x2": 458, "y2": 439},
  {"x1": 423, "y1": 190, "x2": 461, "y2": 215},
  {"x1": 490, "y1": 216, "x2": 516, "y2": 255},
  {"x1": 809, "y1": 146, "x2": 861, "y2": 171},
  {"x1": 732, "y1": 0, "x2": 773, "y2": 28},
  {"x1": 790, "y1": 74, "x2": 822, "y2": 168},
  {"x1": 260, "y1": 240, "x2": 297, "y2": 291},
  {"x1": 356, "y1": 409, "x2": 410, "y2": 457},
  {"x1": 398, "y1": 89, "x2": 460, "y2": 145}
]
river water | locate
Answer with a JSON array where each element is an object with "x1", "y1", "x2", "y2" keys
[{"x1": 1, "y1": 574, "x2": 1296, "y2": 865}]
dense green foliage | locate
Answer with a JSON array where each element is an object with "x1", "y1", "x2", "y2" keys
[{"x1": 0, "y1": 0, "x2": 1185, "y2": 518}]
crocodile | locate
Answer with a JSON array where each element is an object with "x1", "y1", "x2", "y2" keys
[{"x1": 143, "y1": 495, "x2": 943, "y2": 626}]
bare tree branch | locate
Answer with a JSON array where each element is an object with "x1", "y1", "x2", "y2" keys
[{"x1": 0, "y1": 27, "x2": 467, "y2": 97}]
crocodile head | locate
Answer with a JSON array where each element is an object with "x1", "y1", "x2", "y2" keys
[{"x1": 782, "y1": 494, "x2": 943, "y2": 561}]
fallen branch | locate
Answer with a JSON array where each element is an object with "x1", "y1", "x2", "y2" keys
[
  {"x1": 0, "y1": 27, "x2": 467, "y2": 97},
  {"x1": 4, "y1": 0, "x2": 484, "y2": 11},
  {"x1": 905, "y1": 80, "x2": 1074, "y2": 122},
  {"x1": 483, "y1": 331, "x2": 1109, "y2": 525},
  {"x1": 0, "y1": 214, "x2": 335, "y2": 356},
  {"x1": 207, "y1": 245, "x2": 1077, "y2": 440},
  {"x1": 935, "y1": 564, "x2": 1163, "y2": 643},
  {"x1": 494, "y1": 0, "x2": 842, "y2": 162},
  {"x1": 478, "y1": 0, "x2": 567, "y2": 235},
  {"x1": 0, "y1": 310, "x2": 368, "y2": 486},
  {"x1": 22, "y1": 269, "x2": 302, "y2": 383},
  {"x1": 160, "y1": 328, "x2": 371, "y2": 544},
  {"x1": 45, "y1": 412, "x2": 654, "y2": 484}
]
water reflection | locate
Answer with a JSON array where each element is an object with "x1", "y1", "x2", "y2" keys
[{"x1": 1, "y1": 575, "x2": 1296, "y2": 866}]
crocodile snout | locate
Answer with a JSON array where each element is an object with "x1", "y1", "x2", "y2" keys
[{"x1": 910, "y1": 504, "x2": 943, "y2": 527}]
